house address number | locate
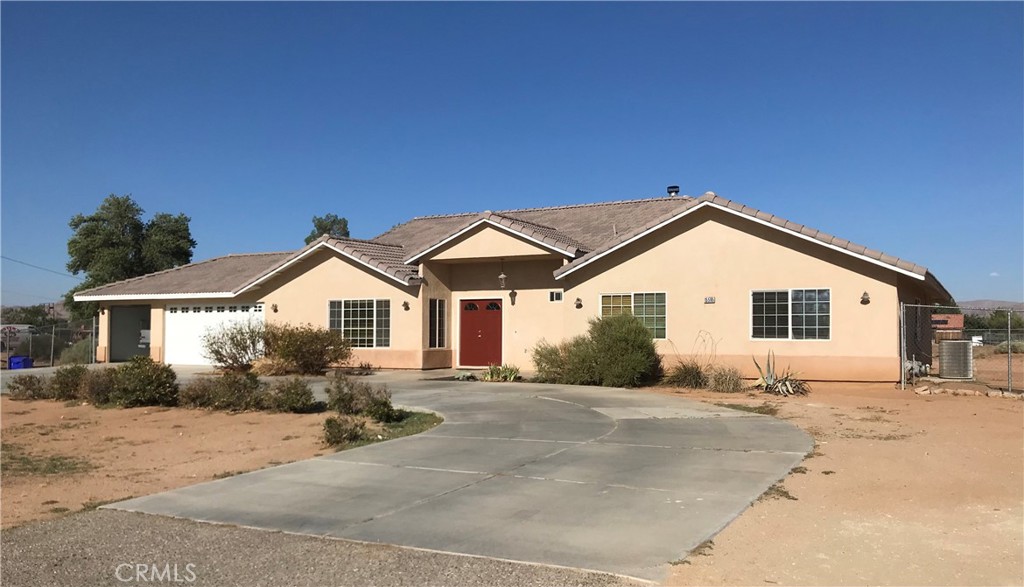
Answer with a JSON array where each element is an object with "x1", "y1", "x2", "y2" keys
[{"x1": 704, "y1": 296, "x2": 716, "y2": 304}]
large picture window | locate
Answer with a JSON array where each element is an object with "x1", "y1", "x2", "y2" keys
[
  {"x1": 428, "y1": 298, "x2": 446, "y2": 348},
  {"x1": 329, "y1": 299, "x2": 390, "y2": 347},
  {"x1": 600, "y1": 292, "x2": 666, "y2": 339},
  {"x1": 752, "y1": 289, "x2": 830, "y2": 340}
]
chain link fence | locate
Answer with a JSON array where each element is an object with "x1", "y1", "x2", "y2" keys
[
  {"x1": 1, "y1": 317, "x2": 98, "y2": 368},
  {"x1": 900, "y1": 303, "x2": 1021, "y2": 392}
]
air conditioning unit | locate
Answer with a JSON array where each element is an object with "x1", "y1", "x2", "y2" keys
[{"x1": 939, "y1": 340, "x2": 973, "y2": 380}]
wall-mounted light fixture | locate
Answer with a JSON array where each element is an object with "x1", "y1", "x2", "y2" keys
[
  {"x1": 100, "y1": 307, "x2": 106, "y2": 316},
  {"x1": 498, "y1": 258, "x2": 507, "y2": 289},
  {"x1": 402, "y1": 301, "x2": 410, "y2": 310},
  {"x1": 271, "y1": 303, "x2": 279, "y2": 313},
  {"x1": 574, "y1": 297, "x2": 583, "y2": 309},
  {"x1": 509, "y1": 290, "x2": 517, "y2": 306},
  {"x1": 860, "y1": 292, "x2": 871, "y2": 305}
]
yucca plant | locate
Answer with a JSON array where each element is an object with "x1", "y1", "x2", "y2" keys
[
  {"x1": 752, "y1": 351, "x2": 810, "y2": 396},
  {"x1": 482, "y1": 363, "x2": 520, "y2": 382}
]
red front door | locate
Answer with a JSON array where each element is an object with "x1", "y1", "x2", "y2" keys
[{"x1": 459, "y1": 299, "x2": 502, "y2": 366}]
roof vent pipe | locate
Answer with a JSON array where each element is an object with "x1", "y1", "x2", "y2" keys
[{"x1": 667, "y1": 185, "x2": 680, "y2": 197}]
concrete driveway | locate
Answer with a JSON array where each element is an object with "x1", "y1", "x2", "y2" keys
[{"x1": 107, "y1": 376, "x2": 812, "y2": 582}]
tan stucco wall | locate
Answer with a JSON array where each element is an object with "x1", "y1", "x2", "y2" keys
[
  {"x1": 557, "y1": 209, "x2": 908, "y2": 381},
  {"x1": 96, "y1": 307, "x2": 110, "y2": 362},
  {"x1": 149, "y1": 306, "x2": 165, "y2": 363},
  {"x1": 430, "y1": 224, "x2": 558, "y2": 261},
  {"x1": 257, "y1": 249, "x2": 422, "y2": 369}
]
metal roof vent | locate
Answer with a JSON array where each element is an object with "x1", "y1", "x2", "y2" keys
[
  {"x1": 667, "y1": 185, "x2": 680, "y2": 197},
  {"x1": 939, "y1": 340, "x2": 974, "y2": 379}
]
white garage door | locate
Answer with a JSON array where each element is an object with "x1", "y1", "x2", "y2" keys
[{"x1": 164, "y1": 303, "x2": 265, "y2": 365}]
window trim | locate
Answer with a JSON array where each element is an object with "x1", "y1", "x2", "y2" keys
[
  {"x1": 597, "y1": 292, "x2": 667, "y2": 340},
  {"x1": 328, "y1": 298, "x2": 392, "y2": 348},
  {"x1": 749, "y1": 288, "x2": 832, "y2": 342}
]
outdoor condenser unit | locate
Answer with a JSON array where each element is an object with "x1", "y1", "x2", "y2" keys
[{"x1": 939, "y1": 340, "x2": 974, "y2": 380}]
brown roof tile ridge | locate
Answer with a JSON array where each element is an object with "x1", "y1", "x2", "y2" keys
[{"x1": 496, "y1": 195, "x2": 693, "y2": 215}]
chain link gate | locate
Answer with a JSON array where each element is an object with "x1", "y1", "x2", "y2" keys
[{"x1": 900, "y1": 303, "x2": 1021, "y2": 392}]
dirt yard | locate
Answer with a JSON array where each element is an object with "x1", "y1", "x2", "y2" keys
[
  {"x1": 1, "y1": 398, "x2": 328, "y2": 529},
  {"x1": 664, "y1": 383, "x2": 1024, "y2": 586},
  {"x1": 3, "y1": 384, "x2": 1022, "y2": 586}
]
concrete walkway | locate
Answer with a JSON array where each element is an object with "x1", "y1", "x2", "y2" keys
[{"x1": 106, "y1": 375, "x2": 812, "y2": 582}]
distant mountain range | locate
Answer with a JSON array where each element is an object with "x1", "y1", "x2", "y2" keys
[{"x1": 957, "y1": 300, "x2": 1024, "y2": 315}]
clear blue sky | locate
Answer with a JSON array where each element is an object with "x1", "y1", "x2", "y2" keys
[{"x1": 2, "y1": 2, "x2": 1022, "y2": 307}]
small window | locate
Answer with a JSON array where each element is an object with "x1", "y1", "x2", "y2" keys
[
  {"x1": 181, "y1": 307, "x2": 190, "y2": 314},
  {"x1": 429, "y1": 299, "x2": 446, "y2": 349},
  {"x1": 216, "y1": 306, "x2": 225, "y2": 312},
  {"x1": 192, "y1": 307, "x2": 201, "y2": 313},
  {"x1": 169, "y1": 307, "x2": 178, "y2": 314},
  {"x1": 485, "y1": 302, "x2": 501, "y2": 311},
  {"x1": 241, "y1": 305, "x2": 250, "y2": 312},
  {"x1": 204, "y1": 307, "x2": 213, "y2": 313},
  {"x1": 228, "y1": 306, "x2": 238, "y2": 313},
  {"x1": 549, "y1": 291, "x2": 563, "y2": 302},
  {"x1": 464, "y1": 303, "x2": 479, "y2": 311}
]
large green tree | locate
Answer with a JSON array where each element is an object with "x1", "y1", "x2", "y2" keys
[
  {"x1": 65, "y1": 194, "x2": 196, "y2": 320},
  {"x1": 305, "y1": 213, "x2": 350, "y2": 244},
  {"x1": 0, "y1": 304, "x2": 57, "y2": 327}
]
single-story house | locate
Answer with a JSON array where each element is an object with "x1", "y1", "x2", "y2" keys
[{"x1": 75, "y1": 190, "x2": 951, "y2": 381}]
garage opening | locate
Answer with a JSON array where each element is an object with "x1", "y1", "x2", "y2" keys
[{"x1": 109, "y1": 305, "x2": 151, "y2": 362}]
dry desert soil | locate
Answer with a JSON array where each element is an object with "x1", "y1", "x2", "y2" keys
[{"x1": 2, "y1": 378, "x2": 1022, "y2": 586}]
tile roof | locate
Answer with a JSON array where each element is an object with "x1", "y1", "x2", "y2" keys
[
  {"x1": 551, "y1": 193, "x2": 934, "y2": 280},
  {"x1": 74, "y1": 252, "x2": 294, "y2": 298},
  {"x1": 76, "y1": 192, "x2": 948, "y2": 301}
]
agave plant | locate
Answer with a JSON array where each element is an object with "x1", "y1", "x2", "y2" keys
[{"x1": 752, "y1": 351, "x2": 810, "y2": 396}]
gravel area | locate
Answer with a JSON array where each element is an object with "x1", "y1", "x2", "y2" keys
[{"x1": 1, "y1": 510, "x2": 644, "y2": 587}]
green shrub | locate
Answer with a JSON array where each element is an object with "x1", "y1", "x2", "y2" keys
[
  {"x1": 180, "y1": 372, "x2": 269, "y2": 411},
  {"x1": 60, "y1": 339, "x2": 95, "y2": 365},
  {"x1": 326, "y1": 374, "x2": 396, "y2": 421},
  {"x1": 588, "y1": 314, "x2": 662, "y2": 387},
  {"x1": 664, "y1": 359, "x2": 708, "y2": 389},
  {"x1": 995, "y1": 341, "x2": 1024, "y2": 354},
  {"x1": 5, "y1": 374, "x2": 53, "y2": 400},
  {"x1": 201, "y1": 319, "x2": 266, "y2": 372},
  {"x1": 110, "y1": 356, "x2": 179, "y2": 407},
  {"x1": 323, "y1": 415, "x2": 366, "y2": 446},
  {"x1": 268, "y1": 378, "x2": 324, "y2": 413},
  {"x1": 51, "y1": 365, "x2": 89, "y2": 400},
  {"x1": 532, "y1": 315, "x2": 660, "y2": 388},
  {"x1": 265, "y1": 323, "x2": 351, "y2": 375},
  {"x1": 708, "y1": 366, "x2": 745, "y2": 393},
  {"x1": 80, "y1": 369, "x2": 116, "y2": 405},
  {"x1": 532, "y1": 336, "x2": 599, "y2": 385}
]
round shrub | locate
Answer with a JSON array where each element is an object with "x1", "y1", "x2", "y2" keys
[
  {"x1": 5, "y1": 374, "x2": 53, "y2": 401},
  {"x1": 708, "y1": 366, "x2": 745, "y2": 393},
  {"x1": 110, "y1": 356, "x2": 179, "y2": 407},
  {"x1": 180, "y1": 372, "x2": 269, "y2": 412},
  {"x1": 323, "y1": 415, "x2": 366, "y2": 446},
  {"x1": 265, "y1": 323, "x2": 352, "y2": 375},
  {"x1": 586, "y1": 314, "x2": 662, "y2": 388},
  {"x1": 326, "y1": 374, "x2": 395, "y2": 421},
  {"x1": 51, "y1": 364, "x2": 89, "y2": 400},
  {"x1": 80, "y1": 368, "x2": 116, "y2": 405},
  {"x1": 269, "y1": 378, "x2": 324, "y2": 414},
  {"x1": 201, "y1": 319, "x2": 266, "y2": 372}
]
